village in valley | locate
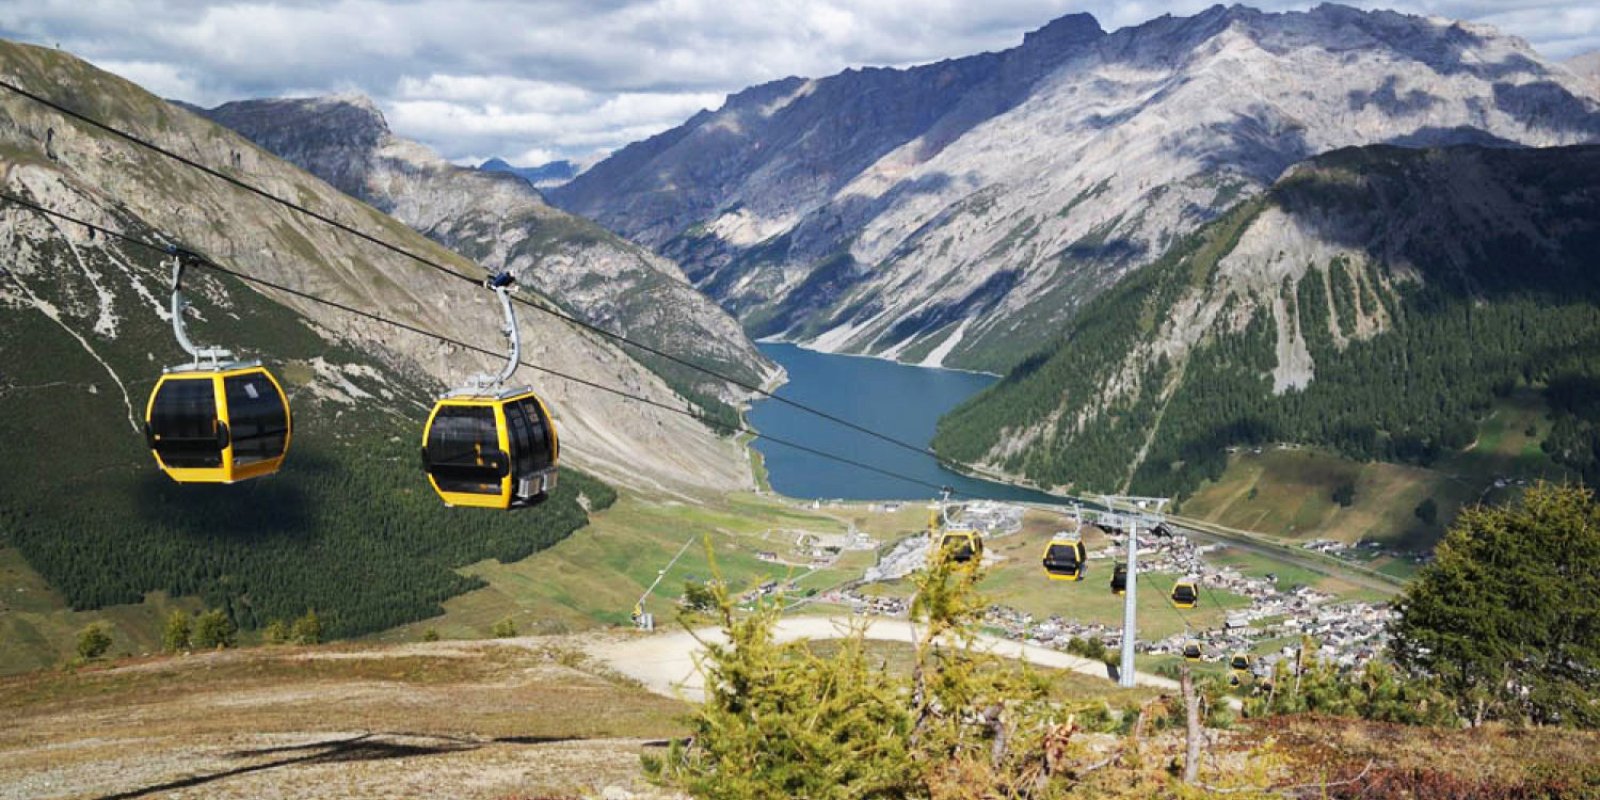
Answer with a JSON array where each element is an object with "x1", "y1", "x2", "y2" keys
[{"x1": 724, "y1": 498, "x2": 1422, "y2": 682}]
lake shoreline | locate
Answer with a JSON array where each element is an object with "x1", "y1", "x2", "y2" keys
[
  {"x1": 744, "y1": 342, "x2": 1061, "y2": 504},
  {"x1": 752, "y1": 334, "x2": 1003, "y2": 379}
]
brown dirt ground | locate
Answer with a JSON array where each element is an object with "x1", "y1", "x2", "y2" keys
[{"x1": 0, "y1": 638, "x2": 690, "y2": 800}]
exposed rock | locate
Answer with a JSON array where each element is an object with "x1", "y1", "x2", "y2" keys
[
  {"x1": 0, "y1": 40, "x2": 751, "y2": 496},
  {"x1": 553, "y1": 5, "x2": 1600, "y2": 372},
  {"x1": 196, "y1": 96, "x2": 775, "y2": 414}
]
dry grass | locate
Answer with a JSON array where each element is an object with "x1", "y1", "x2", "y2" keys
[{"x1": 0, "y1": 638, "x2": 690, "y2": 800}]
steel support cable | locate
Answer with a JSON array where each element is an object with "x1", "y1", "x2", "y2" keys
[
  {"x1": 1138, "y1": 567, "x2": 1195, "y2": 633},
  {"x1": 0, "y1": 191, "x2": 949, "y2": 494},
  {"x1": 0, "y1": 77, "x2": 1033, "y2": 482}
]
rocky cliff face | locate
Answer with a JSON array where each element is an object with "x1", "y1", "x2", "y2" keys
[
  {"x1": 0, "y1": 41, "x2": 752, "y2": 497},
  {"x1": 552, "y1": 4, "x2": 1600, "y2": 372},
  {"x1": 196, "y1": 96, "x2": 774, "y2": 419},
  {"x1": 931, "y1": 144, "x2": 1600, "y2": 497}
]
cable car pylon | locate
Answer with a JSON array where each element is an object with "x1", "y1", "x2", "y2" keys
[{"x1": 1099, "y1": 495, "x2": 1170, "y2": 688}]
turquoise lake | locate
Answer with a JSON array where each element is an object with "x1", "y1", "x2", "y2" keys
[{"x1": 747, "y1": 342, "x2": 1063, "y2": 503}]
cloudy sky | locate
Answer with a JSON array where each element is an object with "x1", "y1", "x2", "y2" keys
[{"x1": 3, "y1": 1, "x2": 1597, "y2": 167}]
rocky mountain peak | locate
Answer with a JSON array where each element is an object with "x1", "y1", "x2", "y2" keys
[
  {"x1": 1019, "y1": 12, "x2": 1105, "y2": 52},
  {"x1": 554, "y1": 3, "x2": 1599, "y2": 373},
  {"x1": 197, "y1": 93, "x2": 775, "y2": 418}
]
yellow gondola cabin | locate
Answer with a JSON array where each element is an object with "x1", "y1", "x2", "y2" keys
[
  {"x1": 420, "y1": 271, "x2": 560, "y2": 510},
  {"x1": 1041, "y1": 534, "x2": 1087, "y2": 581},
  {"x1": 1171, "y1": 580, "x2": 1199, "y2": 609},
  {"x1": 421, "y1": 388, "x2": 558, "y2": 509},
  {"x1": 1110, "y1": 562, "x2": 1128, "y2": 595},
  {"x1": 146, "y1": 365, "x2": 291, "y2": 483},
  {"x1": 144, "y1": 247, "x2": 291, "y2": 483}
]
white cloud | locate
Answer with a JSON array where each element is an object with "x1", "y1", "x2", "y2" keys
[{"x1": 3, "y1": 0, "x2": 1597, "y2": 164}]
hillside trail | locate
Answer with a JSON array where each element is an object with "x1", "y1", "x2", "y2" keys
[{"x1": 585, "y1": 614, "x2": 1180, "y2": 701}]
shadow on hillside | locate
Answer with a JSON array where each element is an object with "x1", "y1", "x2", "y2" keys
[
  {"x1": 128, "y1": 447, "x2": 350, "y2": 541},
  {"x1": 94, "y1": 731, "x2": 588, "y2": 800}
]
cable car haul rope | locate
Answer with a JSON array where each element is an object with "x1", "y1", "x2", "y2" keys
[{"x1": 0, "y1": 192, "x2": 951, "y2": 504}]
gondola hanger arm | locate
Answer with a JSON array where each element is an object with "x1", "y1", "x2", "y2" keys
[{"x1": 165, "y1": 245, "x2": 233, "y2": 369}]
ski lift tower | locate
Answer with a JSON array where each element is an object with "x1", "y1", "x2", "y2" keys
[
  {"x1": 1100, "y1": 494, "x2": 1170, "y2": 687},
  {"x1": 632, "y1": 535, "x2": 698, "y2": 631}
]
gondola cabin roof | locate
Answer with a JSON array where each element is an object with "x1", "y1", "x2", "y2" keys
[{"x1": 144, "y1": 363, "x2": 292, "y2": 484}]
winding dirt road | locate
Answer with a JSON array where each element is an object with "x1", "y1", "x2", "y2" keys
[{"x1": 585, "y1": 615, "x2": 1179, "y2": 701}]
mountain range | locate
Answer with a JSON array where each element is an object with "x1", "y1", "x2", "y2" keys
[
  {"x1": 192, "y1": 95, "x2": 773, "y2": 425},
  {"x1": 551, "y1": 4, "x2": 1600, "y2": 373},
  {"x1": 479, "y1": 157, "x2": 581, "y2": 188}
]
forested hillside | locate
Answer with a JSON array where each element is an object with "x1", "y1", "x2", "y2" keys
[
  {"x1": 933, "y1": 145, "x2": 1600, "y2": 500},
  {"x1": 0, "y1": 230, "x2": 614, "y2": 643}
]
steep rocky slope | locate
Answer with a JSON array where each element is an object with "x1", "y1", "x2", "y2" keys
[
  {"x1": 552, "y1": 4, "x2": 1600, "y2": 372},
  {"x1": 932, "y1": 144, "x2": 1600, "y2": 498},
  {"x1": 195, "y1": 95, "x2": 773, "y2": 423},
  {"x1": 0, "y1": 39, "x2": 763, "y2": 648},
  {"x1": 1568, "y1": 51, "x2": 1600, "y2": 94},
  {"x1": 0, "y1": 40, "x2": 753, "y2": 496}
]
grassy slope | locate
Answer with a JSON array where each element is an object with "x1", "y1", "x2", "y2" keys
[
  {"x1": 0, "y1": 640, "x2": 688, "y2": 799},
  {"x1": 1182, "y1": 390, "x2": 1572, "y2": 546},
  {"x1": 376, "y1": 494, "x2": 1389, "y2": 652},
  {"x1": 375, "y1": 493, "x2": 931, "y2": 641}
]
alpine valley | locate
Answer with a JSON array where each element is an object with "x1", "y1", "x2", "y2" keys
[{"x1": 6, "y1": 3, "x2": 1600, "y2": 796}]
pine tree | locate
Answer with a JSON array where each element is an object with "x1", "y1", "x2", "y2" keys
[
  {"x1": 193, "y1": 609, "x2": 237, "y2": 649},
  {"x1": 76, "y1": 622, "x2": 112, "y2": 660},
  {"x1": 1391, "y1": 483, "x2": 1600, "y2": 727},
  {"x1": 162, "y1": 610, "x2": 192, "y2": 653},
  {"x1": 291, "y1": 609, "x2": 323, "y2": 645}
]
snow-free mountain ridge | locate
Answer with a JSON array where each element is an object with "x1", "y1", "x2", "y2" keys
[
  {"x1": 195, "y1": 95, "x2": 775, "y2": 419},
  {"x1": 552, "y1": 3, "x2": 1600, "y2": 372}
]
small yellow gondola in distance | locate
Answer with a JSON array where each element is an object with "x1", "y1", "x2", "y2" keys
[
  {"x1": 146, "y1": 365, "x2": 291, "y2": 483},
  {"x1": 421, "y1": 388, "x2": 558, "y2": 509},
  {"x1": 1041, "y1": 533, "x2": 1087, "y2": 581},
  {"x1": 1183, "y1": 640, "x2": 1203, "y2": 661},
  {"x1": 1110, "y1": 562, "x2": 1128, "y2": 595},
  {"x1": 937, "y1": 529, "x2": 983, "y2": 569},
  {"x1": 143, "y1": 247, "x2": 291, "y2": 484},
  {"x1": 1171, "y1": 579, "x2": 1199, "y2": 609}
]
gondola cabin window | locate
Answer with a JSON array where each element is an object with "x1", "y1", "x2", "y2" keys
[
  {"x1": 224, "y1": 372, "x2": 289, "y2": 466},
  {"x1": 426, "y1": 405, "x2": 504, "y2": 495},
  {"x1": 148, "y1": 377, "x2": 222, "y2": 468}
]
